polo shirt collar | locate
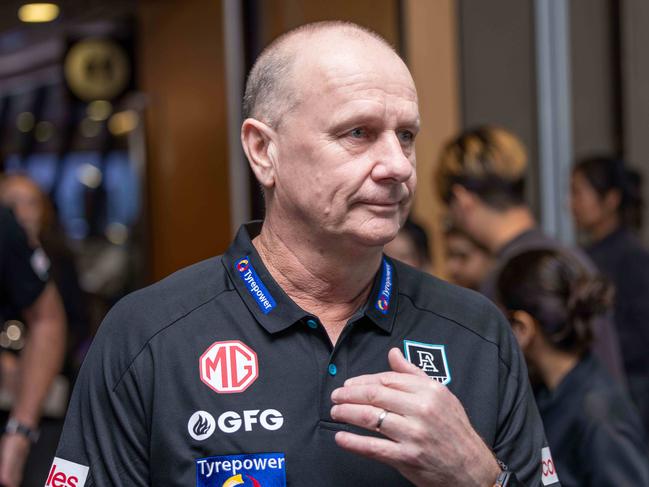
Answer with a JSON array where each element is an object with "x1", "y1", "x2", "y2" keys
[{"x1": 223, "y1": 221, "x2": 398, "y2": 335}]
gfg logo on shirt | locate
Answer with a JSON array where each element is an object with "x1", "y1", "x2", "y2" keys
[
  {"x1": 188, "y1": 408, "x2": 284, "y2": 440},
  {"x1": 196, "y1": 453, "x2": 286, "y2": 487},
  {"x1": 200, "y1": 340, "x2": 259, "y2": 394},
  {"x1": 46, "y1": 457, "x2": 89, "y2": 487},
  {"x1": 188, "y1": 410, "x2": 217, "y2": 440}
]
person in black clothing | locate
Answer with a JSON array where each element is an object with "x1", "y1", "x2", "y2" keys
[
  {"x1": 433, "y1": 126, "x2": 625, "y2": 384},
  {"x1": 571, "y1": 156, "x2": 649, "y2": 436},
  {"x1": 0, "y1": 206, "x2": 66, "y2": 487},
  {"x1": 497, "y1": 248, "x2": 649, "y2": 487},
  {"x1": 0, "y1": 174, "x2": 90, "y2": 377}
]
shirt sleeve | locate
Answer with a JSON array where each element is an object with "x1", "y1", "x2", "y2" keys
[
  {"x1": 580, "y1": 389, "x2": 649, "y2": 486},
  {"x1": 0, "y1": 208, "x2": 47, "y2": 310},
  {"x1": 491, "y1": 310, "x2": 561, "y2": 487},
  {"x1": 52, "y1": 302, "x2": 153, "y2": 486}
]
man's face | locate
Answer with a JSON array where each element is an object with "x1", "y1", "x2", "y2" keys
[
  {"x1": 445, "y1": 233, "x2": 492, "y2": 290},
  {"x1": 270, "y1": 37, "x2": 419, "y2": 247},
  {"x1": 570, "y1": 170, "x2": 612, "y2": 233}
]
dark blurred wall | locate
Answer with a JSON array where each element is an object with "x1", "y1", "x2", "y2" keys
[
  {"x1": 457, "y1": 0, "x2": 540, "y2": 215},
  {"x1": 254, "y1": 0, "x2": 400, "y2": 48},
  {"x1": 621, "y1": 0, "x2": 649, "y2": 242},
  {"x1": 138, "y1": 0, "x2": 231, "y2": 281}
]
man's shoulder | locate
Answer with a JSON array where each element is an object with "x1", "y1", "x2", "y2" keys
[
  {"x1": 111, "y1": 255, "x2": 230, "y2": 332},
  {"x1": 87, "y1": 256, "x2": 232, "y2": 380},
  {"x1": 394, "y1": 260, "x2": 508, "y2": 346}
]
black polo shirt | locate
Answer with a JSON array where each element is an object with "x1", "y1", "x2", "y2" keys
[
  {"x1": 535, "y1": 354, "x2": 649, "y2": 486},
  {"x1": 53, "y1": 222, "x2": 558, "y2": 487}
]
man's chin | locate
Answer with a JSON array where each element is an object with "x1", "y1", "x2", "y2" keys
[{"x1": 346, "y1": 220, "x2": 401, "y2": 248}]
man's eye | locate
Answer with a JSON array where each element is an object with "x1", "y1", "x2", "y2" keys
[
  {"x1": 398, "y1": 130, "x2": 414, "y2": 143},
  {"x1": 349, "y1": 128, "x2": 366, "y2": 139}
]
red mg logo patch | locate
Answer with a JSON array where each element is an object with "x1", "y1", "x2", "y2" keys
[{"x1": 200, "y1": 340, "x2": 259, "y2": 394}]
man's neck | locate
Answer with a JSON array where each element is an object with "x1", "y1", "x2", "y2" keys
[
  {"x1": 590, "y1": 214, "x2": 621, "y2": 242},
  {"x1": 253, "y1": 218, "x2": 382, "y2": 343},
  {"x1": 481, "y1": 206, "x2": 536, "y2": 254}
]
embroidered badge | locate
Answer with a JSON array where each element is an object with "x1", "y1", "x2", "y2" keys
[{"x1": 403, "y1": 340, "x2": 451, "y2": 385}]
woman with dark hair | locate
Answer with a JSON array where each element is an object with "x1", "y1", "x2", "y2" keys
[
  {"x1": 497, "y1": 249, "x2": 649, "y2": 486},
  {"x1": 571, "y1": 156, "x2": 649, "y2": 436}
]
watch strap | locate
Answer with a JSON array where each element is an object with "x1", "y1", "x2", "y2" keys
[
  {"x1": 493, "y1": 470, "x2": 511, "y2": 487},
  {"x1": 4, "y1": 417, "x2": 40, "y2": 443}
]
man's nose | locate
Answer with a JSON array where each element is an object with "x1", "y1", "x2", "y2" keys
[{"x1": 371, "y1": 131, "x2": 414, "y2": 183}]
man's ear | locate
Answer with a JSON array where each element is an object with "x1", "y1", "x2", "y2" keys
[
  {"x1": 603, "y1": 188, "x2": 622, "y2": 215},
  {"x1": 241, "y1": 118, "x2": 277, "y2": 189},
  {"x1": 450, "y1": 184, "x2": 477, "y2": 211},
  {"x1": 510, "y1": 310, "x2": 538, "y2": 352}
]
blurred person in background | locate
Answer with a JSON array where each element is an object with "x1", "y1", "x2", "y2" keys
[
  {"x1": 444, "y1": 224, "x2": 493, "y2": 290},
  {"x1": 383, "y1": 218, "x2": 431, "y2": 271},
  {"x1": 0, "y1": 174, "x2": 90, "y2": 377},
  {"x1": 0, "y1": 174, "x2": 91, "y2": 486},
  {"x1": 0, "y1": 205, "x2": 66, "y2": 487},
  {"x1": 497, "y1": 248, "x2": 649, "y2": 486},
  {"x1": 434, "y1": 125, "x2": 625, "y2": 384},
  {"x1": 571, "y1": 156, "x2": 649, "y2": 436}
]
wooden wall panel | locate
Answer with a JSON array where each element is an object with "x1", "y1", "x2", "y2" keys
[
  {"x1": 403, "y1": 0, "x2": 460, "y2": 274},
  {"x1": 138, "y1": 0, "x2": 231, "y2": 281}
]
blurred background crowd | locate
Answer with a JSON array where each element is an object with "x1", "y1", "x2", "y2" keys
[{"x1": 1, "y1": 0, "x2": 649, "y2": 485}]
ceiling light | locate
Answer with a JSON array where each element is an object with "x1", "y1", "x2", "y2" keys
[{"x1": 18, "y1": 3, "x2": 60, "y2": 23}]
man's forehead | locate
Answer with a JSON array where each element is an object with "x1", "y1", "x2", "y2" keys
[{"x1": 292, "y1": 35, "x2": 416, "y2": 101}]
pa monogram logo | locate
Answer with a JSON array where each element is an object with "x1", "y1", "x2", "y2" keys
[{"x1": 403, "y1": 340, "x2": 451, "y2": 385}]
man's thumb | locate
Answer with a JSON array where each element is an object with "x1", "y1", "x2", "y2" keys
[{"x1": 387, "y1": 347, "x2": 428, "y2": 377}]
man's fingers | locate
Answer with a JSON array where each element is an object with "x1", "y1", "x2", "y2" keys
[
  {"x1": 330, "y1": 403, "x2": 409, "y2": 441},
  {"x1": 343, "y1": 347, "x2": 430, "y2": 388},
  {"x1": 331, "y1": 384, "x2": 423, "y2": 416},
  {"x1": 387, "y1": 347, "x2": 428, "y2": 377},
  {"x1": 334, "y1": 430, "x2": 403, "y2": 467},
  {"x1": 343, "y1": 370, "x2": 429, "y2": 392}
]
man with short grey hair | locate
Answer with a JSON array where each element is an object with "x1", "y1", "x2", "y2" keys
[{"x1": 52, "y1": 21, "x2": 558, "y2": 486}]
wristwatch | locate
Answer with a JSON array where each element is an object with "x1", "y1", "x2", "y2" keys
[
  {"x1": 493, "y1": 470, "x2": 525, "y2": 487},
  {"x1": 4, "y1": 417, "x2": 40, "y2": 443},
  {"x1": 493, "y1": 470, "x2": 511, "y2": 487}
]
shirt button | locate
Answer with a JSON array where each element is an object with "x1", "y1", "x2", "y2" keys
[
  {"x1": 307, "y1": 319, "x2": 318, "y2": 329},
  {"x1": 328, "y1": 363, "x2": 337, "y2": 376}
]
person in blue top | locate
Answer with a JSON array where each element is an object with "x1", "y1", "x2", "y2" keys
[{"x1": 497, "y1": 248, "x2": 649, "y2": 486}]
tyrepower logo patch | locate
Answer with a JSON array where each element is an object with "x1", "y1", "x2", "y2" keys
[
  {"x1": 200, "y1": 340, "x2": 259, "y2": 394},
  {"x1": 46, "y1": 457, "x2": 89, "y2": 487},
  {"x1": 374, "y1": 258, "x2": 393, "y2": 314},
  {"x1": 541, "y1": 447, "x2": 559, "y2": 485},
  {"x1": 196, "y1": 453, "x2": 286, "y2": 487},
  {"x1": 235, "y1": 256, "x2": 276, "y2": 314}
]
